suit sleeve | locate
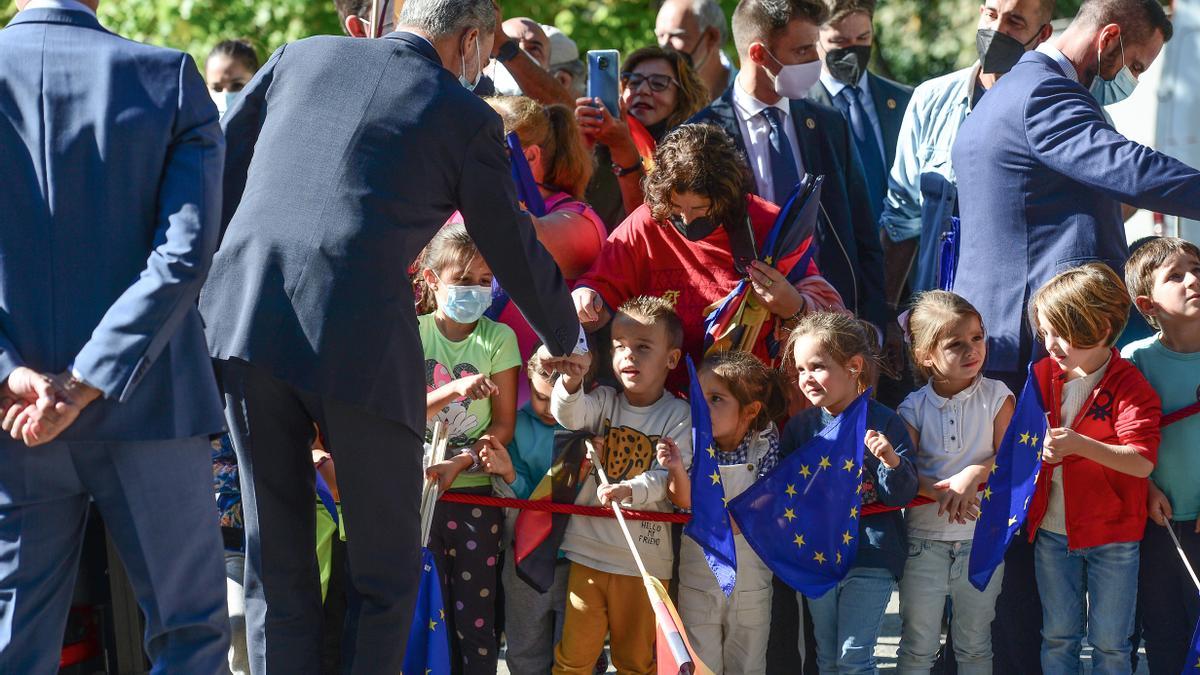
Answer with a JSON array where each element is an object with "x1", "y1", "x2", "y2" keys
[
  {"x1": 1025, "y1": 80, "x2": 1200, "y2": 217},
  {"x1": 837, "y1": 116, "x2": 888, "y2": 327},
  {"x1": 220, "y1": 44, "x2": 284, "y2": 235},
  {"x1": 458, "y1": 115, "x2": 581, "y2": 356},
  {"x1": 70, "y1": 54, "x2": 224, "y2": 402}
]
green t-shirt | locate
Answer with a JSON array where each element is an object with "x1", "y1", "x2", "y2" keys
[
  {"x1": 1122, "y1": 335, "x2": 1200, "y2": 520},
  {"x1": 419, "y1": 313, "x2": 521, "y2": 489}
]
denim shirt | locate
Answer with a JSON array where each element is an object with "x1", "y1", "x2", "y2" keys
[{"x1": 879, "y1": 63, "x2": 980, "y2": 292}]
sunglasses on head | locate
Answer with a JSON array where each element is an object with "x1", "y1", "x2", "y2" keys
[{"x1": 620, "y1": 72, "x2": 681, "y2": 93}]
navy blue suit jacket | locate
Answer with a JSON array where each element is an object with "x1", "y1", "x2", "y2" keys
[
  {"x1": 953, "y1": 51, "x2": 1200, "y2": 373},
  {"x1": 0, "y1": 8, "x2": 225, "y2": 440},
  {"x1": 201, "y1": 33, "x2": 580, "y2": 433},
  {"x1": 807, "y1": 72, "x2": 914, "y2": 182},
  {"x1": 690, "y1": 89, "x2": 887, "y2": 327}
]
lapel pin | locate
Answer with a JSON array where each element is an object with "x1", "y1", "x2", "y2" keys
[
  {"x1": 805, "y1": 117, "x2": 816, "y2": 129},
  {"x1": 887, "y1": 98, "x2": 897, "y2": 109}
]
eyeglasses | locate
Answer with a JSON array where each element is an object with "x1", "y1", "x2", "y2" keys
[{"x1": 620, "y1": 72, "x2": 681, "y2": 93}]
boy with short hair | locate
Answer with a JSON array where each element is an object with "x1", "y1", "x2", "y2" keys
[
  {"x1": 549, "y1": 295, "x2": 692, "y2": 675},
  {"x1": 1122, "y1": 237, "x2": 1200, "y2": 673}
]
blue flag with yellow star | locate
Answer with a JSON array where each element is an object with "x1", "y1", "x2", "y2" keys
[
  {"x1": 402, "y1": 548, "x2": 450, "y2": 675},
  {"x1": 1185, "y1": 616, "x2": 1200, "y2": 673},
  {"x1": 968, "y1": 367, "x2": 1047, "y2": 591},
  {"x1": 728, "y1": 390, "x2": 869, "y2": 598},
  {"x1": 682, "y1": 356, "x2": 737, "y2": 596}
]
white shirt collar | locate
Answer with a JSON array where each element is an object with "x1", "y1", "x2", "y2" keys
[
  {"x1": 1037, "y1": 44, "x2": 1078, "y2": 83},
  {"x1": 22, "y1": 0, "x2": 95, "y2": 15},
  {"x1": 732, "y1": 76, "x2": 789, "y2": 124},
  {"x1": 819, "y1": 69, "x2": 870, "y2": 100},
  {"x1": 924, "y1": 376, "x2": 985, "y2": 410}
]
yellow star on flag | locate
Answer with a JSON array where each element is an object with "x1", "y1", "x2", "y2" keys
[
  {"x1": 1030, "y1": 433, "x2": 1040, "y2": 446},
  {"x1": 1008, "y1": 515, "x2": 1019, "y2": 527},
  {"x1": 813, "y1": 551, "x2": 826, "y2": 565},
  {"x1": 1019, "y1": 431, "x2": 1031, "y2": 445},
  {"x1": 429, "y1": 619, "x2": 438, "y2": 631},
  {"x1": 849, "y1": 506, "x2": 858, "y2": 519},
  {"x1": 983, "y1": 487, "x2": 993, "y2": 501},
  {"x1": 799, "y1": 464, "x2": 812, "y2": 479},
  {"x1": 842, "y1": 458, "x2": 855, "y2": 472},
  {"x1": 794, "y1": 533, "x2": 806, "y2": 547},
  {"x1": 707, "y1": 445, "x2": 717, "y2": 459},
  {"x1": 784, "y1": 508, "x2": 796, "y2": 522},
  {"x1": 842, "y1": 530, "x2": 854, "y2": 545},
  {"x1": 991, "y1": 462, "x2": 999, "y2": 474},
  {"x1": 785, "y1": 483, "x2": 797, "y2": 498},
  {"x1": 710, "y1": 471, "x2": 722, "y2": 485},
  {"x1": 836, "y1": 552, "x2": 843, "y2": 564},
  {"x1": 818, "y1": 456, "x2": 832, "y2": 470}
]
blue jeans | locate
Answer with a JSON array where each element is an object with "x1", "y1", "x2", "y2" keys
[
  {"x1": 1034, "y1": 531, "x2": 1139, "y2": 675},
  {"x1": 804, "y1": 567, "x2": 895, "y2": 674},
  {"x1": 897, "y1": 538, "x2": 1002, "y2": 674}
]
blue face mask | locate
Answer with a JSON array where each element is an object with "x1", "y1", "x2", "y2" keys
[
  {"x1": 1090, "y1": 34, "x2": 1138, "y2": 106},
  {"x1": 458, "y1": 35, "x2": 482, "y2": 92},
  {"x1": 439, "y1": 279, "x2": 492, "y2": 324}
]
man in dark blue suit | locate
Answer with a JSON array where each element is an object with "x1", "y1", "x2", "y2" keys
[
  {"x1": 690, "y1": 0, "x2": 887, "y2": 333},
  {"x1": 807, "y1": 0, "x2": 913, "y2": 215},
  {"x1": 954, "y1": 0, "x2": 1200, "y2": 390},
  {"x1": 0, "y1": 0, "x2": 230, "y2": 672},
  {"x1": 199, "y1": 0, "x2": 583, "y2": 672}
]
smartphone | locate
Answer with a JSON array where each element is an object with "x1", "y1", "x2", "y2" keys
[{"x1": 587, "y1": 49, "x2": 621, "y2": 118}]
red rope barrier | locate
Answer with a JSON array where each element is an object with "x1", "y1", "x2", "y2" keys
[{"x1": 437, "y1": 491, "x2": 934, "y2": 520}]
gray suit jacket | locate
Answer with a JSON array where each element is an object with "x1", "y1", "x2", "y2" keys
[
  {"x1": 201, "y1": 32, "x2": 580, "y2": 433},
  {"x1": 0, "y1": 8, "x2": 225, "y2": 440}
]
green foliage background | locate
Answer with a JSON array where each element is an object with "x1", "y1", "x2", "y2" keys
[{"x1": 2, "y1": 1, "x2": 1087, "y2": 85}]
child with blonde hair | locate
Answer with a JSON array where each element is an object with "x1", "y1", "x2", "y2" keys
[
  {"x1": 782, "y1": 312, "x2": 918, "y2": 673},
  {"x1": 895, "y1": 291, "x2": 1015, "y2": 673},
  {"x1": 1025, "y1": 263, "x2": 1161, "y2": 673}
]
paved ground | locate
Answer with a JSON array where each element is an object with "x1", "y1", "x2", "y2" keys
[{"x1": 497, "y1": 590, "x2": 1150, "y2": 673}]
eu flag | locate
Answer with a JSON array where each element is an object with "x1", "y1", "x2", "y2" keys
[
  {"x1": 682, "y1": 357, "x2": 737, "y2": 596},
  {"x1": 1186, "y1": 617, "x2": 1200, "y2": 672},
  {"x1": 728, "y1": 391, "x2": 869, "y2": 598},
  {"x1": 968, "y1": 367, "x2": 1047, "y2": 591},
  {"x1": 402, "y1": 548, "x2": 450, "y2": 675}
]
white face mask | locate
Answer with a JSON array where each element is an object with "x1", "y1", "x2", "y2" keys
[
  {"x1": 760, "y1": 45, "x2": 822, "y2": 99},
  {"x1": 459, "y1": 35, "x2": 483, "y2": 91},
  {"x1": 210, "y1": 90, "x2": 241, "y2": 120}
]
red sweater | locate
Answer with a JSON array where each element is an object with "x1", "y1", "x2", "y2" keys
[
  {"x1": 577, "y1": 195, "x2": 818, "y2": 392},
  {"x1": 1026, "y1": 351, "x2": 1162, "y2": 549}
]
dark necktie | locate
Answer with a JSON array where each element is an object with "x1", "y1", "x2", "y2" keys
[
  {"x1": 834, "y1": 85, "x2": 886, "y2": 208},
  {"x1": 760, "y1": 106, "x2": 801, "y2": 204}
]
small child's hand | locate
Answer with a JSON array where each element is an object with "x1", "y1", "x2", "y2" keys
[
  {"x1": 865, "y1": 430, "x2": 899, "y2": 468},
  {"x1": 480, "y1": 439, "x2": 516, "y2": 484},
  {"x1": 1148, "y1": 481, "x2": 1173, "y2": 527},
  {"x1": 932, "y1": 467, "x2": 983, "y2": 525},
  {"x1": 597, "y1": 483, "x2": 633, "y2": 507},
  {"x1": 454, "y1": 374, "x2": 499, "y2": 401},
  {"x1": 656, "y1": 437, "x2": 684, "y2": 473},
  {"x1": 425, "y1": 455, "x2": 471, "y2": 492},
  {"x1": 1042, "y1": 427, "x2": 1083, "y2": 464}
]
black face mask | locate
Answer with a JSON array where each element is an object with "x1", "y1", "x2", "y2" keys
[
  {"x1": 668, "y1": 214, "x2": 719, "y2": 241},
  {"x1": 976, "y1": 28, "x2": 1041, "y2": 75},
  {"x1": 668, "y1": 214, "x2": 758, "y2": 275},
  {"x1": 825, "y1": 45, "x2": 872, "y2": 85}
]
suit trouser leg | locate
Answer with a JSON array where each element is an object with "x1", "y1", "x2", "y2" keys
[
  {"x1": 0, "y1": 439, "x2": 90, "y2": 675},
  {"x1": 78, "y1": 437, "x2": 231, "y2": 673},
  {"x1": 317, "y1": 396, "x2": 422, "y2": 675},
  {"x1": 218, "y1": 359, "x2": 324, "y2": 675}
]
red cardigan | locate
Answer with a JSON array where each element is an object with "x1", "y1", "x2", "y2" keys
[
  {"x1": 1026, "y1": 351, "x2": 1162, "y2": 549},
  {"x1": 577, "y1": 195, "x2": 817, "y2": 392}
]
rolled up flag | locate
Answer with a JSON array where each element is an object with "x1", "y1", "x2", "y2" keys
[{"x1": 682, "y1": 356, "x2": 737, "y2": 596}]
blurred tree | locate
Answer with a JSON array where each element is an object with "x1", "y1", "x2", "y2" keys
[{"x1": 0, "y1": 0, "x2": 1110, "y2": 86}]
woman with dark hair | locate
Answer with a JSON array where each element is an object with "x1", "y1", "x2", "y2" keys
[
  {"x1": 576, "y1": 46, "x2": 710, "y2": 224},
  {"x1": 572, "y1": 123, "x2": 843, "y2": 391},
  {"x1": 205, "y1": 39, "x2": 259, "y2": 118}
]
